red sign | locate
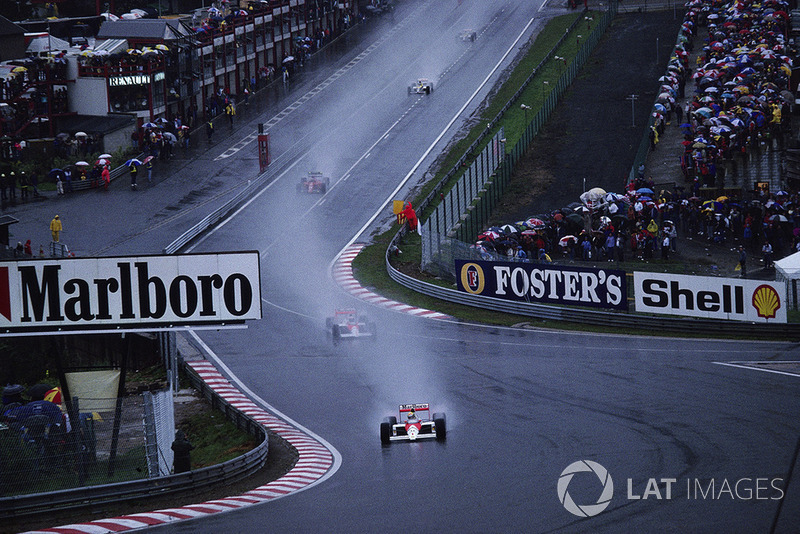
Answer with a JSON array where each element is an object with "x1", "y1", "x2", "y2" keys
[{"x1": 258, "y1": 134, "x2": 270, "y2": 172}]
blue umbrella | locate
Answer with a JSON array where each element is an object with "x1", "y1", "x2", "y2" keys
[
  {"x1": 125, "y1": 158, "x2": 142, "y2": 166},
  {"x1": 637, "y1": 187, "x2": 654, "y2": 195}
]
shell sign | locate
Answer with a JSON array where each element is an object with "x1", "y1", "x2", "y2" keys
[{"x1": 634, "y1": 272, "x2": 786, "y2": 323}]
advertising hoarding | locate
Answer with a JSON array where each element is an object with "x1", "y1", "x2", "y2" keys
[
  {"x1": 455, "y1": 259, "x2": 628, "y2": 310},
  {"x1": 0, "y1": 251, "x2": 262, "y2": 334},
  {"x1": 633, "y1": 271, "x2": 786, "y2": 322}
]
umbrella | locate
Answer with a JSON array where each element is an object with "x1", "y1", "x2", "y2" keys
[
  {"x1": 526, "y1": 218, "x2": 547, "y2": 230},
  {"x1": 125, "y1": 158, "x2": 142, "y2": 166},
  {"x1": 74, "y1": 131, "x2": 88, "y2": 138},
  {"x1": 155, "y1": 44, "x2": 169, "y2": 51},
  {"x1": 770, "y1": 214, "x2": 788, "y2": 222},
  {"x1": 44, "y1": 387, "x2": 62, "y2": 404},
  {"x1": 142, "y1": 122, "x2": 157, "y2": 128},
  {"x1": 96, "y1": 158, "x2": 109, "y2": 166},
  {"x1": 11, "y1": 66, "x2": 27, "y2": 73},
  {"x1": 559, "y1": 235, "x2": 578, "y2": 246},
  {"x1": 155, "y1": 117, "x2": 169, "y2": 125},
  {"x1": 163, "y1": 132, "x2": 177, "y2": 143},
  {"x1": 142, "y1": 155, "x2": 154, "y2": 164},
  {"x1": 565, "y1": 213, "x2": 584, "y2": 227},
  {"x1": 75, "y1": 160, "x2": 90, "y2": 166},
  {"x1": 98, "y1": 153, "x2": 113, "y2": 159},
  {"x1": 282, "y1": 56, "x2": 295, "y2": 63},
  {"x1": 521, "y1": 230, "x2": 538, "y2": 236},
  {"x1": 636, "y1": 187, "x2": 654, "y2": 195},
  {"x1": 775, "y1": 190, "x2": 789, "y2": 196},
  {"x1": 500, "y1": 224, "x2": 517, "y2": 235}
]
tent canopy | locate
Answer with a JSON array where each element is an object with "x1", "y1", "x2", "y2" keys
[{"x1": 774, "y1": 251, "x2": 800, "y2": 281}]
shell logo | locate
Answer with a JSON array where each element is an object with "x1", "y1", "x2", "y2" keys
[{"x1": 752, "y1": 284, "x2": 781, "y2": 320}]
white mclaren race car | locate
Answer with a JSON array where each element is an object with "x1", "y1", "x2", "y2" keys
[
  {"x1": 459, "y1": 29, "x2": 477, "y2": 42},
  {"x1": 408, "y1": 78, "x2": 433, "y2": 95},
  {"x1": 380, "y1": 403, "x2": 446, "y2": 444},
  {"x1": 326, "y1": 308, "x2": 376, "y2": 344}
]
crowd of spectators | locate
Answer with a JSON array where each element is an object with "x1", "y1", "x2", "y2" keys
[{"x1": 469, "y1": 0, "x2": 800, "y2": 275}]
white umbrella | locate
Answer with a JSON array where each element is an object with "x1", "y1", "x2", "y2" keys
[
  {"x1": 98, "y1": 153, "x2": 113, "y2": 159},
  {"x1": 282, "y1": 56, "x2": 295, "y2": 63},
  {"x1": 74, "y1": 131, "x2": 88, "y2": 138},
  {"x1": 75, "y1": 161, "x2": 90, "y2": 166}
]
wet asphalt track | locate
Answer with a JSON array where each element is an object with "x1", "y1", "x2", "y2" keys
[{"x1": 30, "y1": 0, "x2": 800, "y2": 531}]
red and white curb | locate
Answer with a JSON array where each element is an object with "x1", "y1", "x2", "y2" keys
[
  {"x1": 25, "y1": 360, "x2": 335, "y2": 534},
  {"x1": 332, "y1": 243, "x2": 451, "y2": 320}
]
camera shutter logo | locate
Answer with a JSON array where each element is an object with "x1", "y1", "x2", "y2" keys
[{"x1": 558, "y1": 460, "x2": 614, "y2": 517}]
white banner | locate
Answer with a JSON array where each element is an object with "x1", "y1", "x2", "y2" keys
[
  {"x1": 634, "y1": 272, "x2": 786, "y2": 323},
  {"x1": 0, "y1": 251, "x2": 261, "y2": 333}
]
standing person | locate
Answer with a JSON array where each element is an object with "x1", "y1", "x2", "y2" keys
[
  {"x1": 145, "y1": 158, "x2": 153, "y2": 183},
  {"x1": 63, "y1": 167, "x2": 72, "y2": 193},
  {"x1": 23, "y1": 239, "x2": 32, "y2": 256},
  {"x1": 18, "y1": 171, "x2": 28, "y2": 200},
  {"x1": 225, "y1": 102, "x2": 235, "y2": 127},
  {"x1": 8, "y1": 171, "x2": 16, "y2": 201},
  {"x1": 738, "y1": 245, "x2": 747, "y2": 278},
  {"x1": 171, "y1": 430, "x2": 194, "y2": 474},
  {"x1": 49, "y1": 214, "x2": 62, "y2": 242},
  {"x1": 762, "y1": 241, "x2": 773, "y2": 268},
  {"x1": 129, "y1": 162, "x2": 138, "y2": 190},
  {"x1": 101, "y1": 165, "x2": 110, "y2": 190},
  {"x1": 206, "y1": 119, "x2": 214, "y2": 143}
]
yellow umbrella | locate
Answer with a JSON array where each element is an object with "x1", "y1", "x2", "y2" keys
[
  {"x1": 716, "y1": 196, "x2": 728, "y2": 202},
  {"x1": 11, "y1": 66, "x2": 27, "y2": 73},
  {"x1": 155, "y1": 44, "x2": 169, "y2": 51}
]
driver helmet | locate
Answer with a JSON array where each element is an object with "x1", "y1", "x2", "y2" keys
[{"x1": 407, "y1": 409, "x2": 416, "y2": 420}]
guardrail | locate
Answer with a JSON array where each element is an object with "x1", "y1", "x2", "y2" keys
[
  {"x1": 385, "y1": 244, "x2": 800, "y2": 340},
  {"x1": 163, "y1": 140, "x2": 307, "y2": 254},
  {"x1": 0, "y1": 358, "x2": 269, "y2": 520}
]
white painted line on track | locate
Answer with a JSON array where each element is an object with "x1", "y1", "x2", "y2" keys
[
  {"x1": 328, "y1": 16, "x2": 537, "y2": 275},
  {"x1": 712, "y1": 361, "x2": 800, "y2": 378}
]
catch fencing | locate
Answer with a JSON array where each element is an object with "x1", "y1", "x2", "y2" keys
[
  {"x1": 418, "y1": 6, "x2": 616, "y2": 279},
  {"x1": 0, "y1": 394, "x2": 154, "y2": 498}
]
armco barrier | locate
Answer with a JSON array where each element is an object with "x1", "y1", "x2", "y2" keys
[
  {"x1": 385, "y1": 241, "x2": 800, "y2": 340},
  {"x1": 0, "y1": 356, "x2": 269, "y2": 520}
]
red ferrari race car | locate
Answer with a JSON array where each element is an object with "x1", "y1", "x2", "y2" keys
[
  {"x1": 297, "y1": 171, "x2": 330, "y2": 193},
  {"x1": 380, "y1": 403, "x2": 446, "y2": 444},
  {"x1": 326, "y1": 308, "x2": 376, "y2": 344}
]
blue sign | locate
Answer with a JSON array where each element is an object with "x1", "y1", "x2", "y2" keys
[{"x1": 455, "y1": 259, "x2": 628, "y2": 311}]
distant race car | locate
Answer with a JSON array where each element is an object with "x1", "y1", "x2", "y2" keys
[
  {"x1": 459, "y1": 29, "x2": 477, "y2": 42},
  {"x1": 408, "y1": 78, "x2": 433, "y2": 95},
  {"x1": 326, "y1": 308, "x2": 376, "y2": 344},
  {"x1": 297, "y1": 171, "x2": 330, "y2": 194}
]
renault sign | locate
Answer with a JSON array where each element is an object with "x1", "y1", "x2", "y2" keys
[{"x1": 0, "y1": 252, "x2": 262, "y2": 334}]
